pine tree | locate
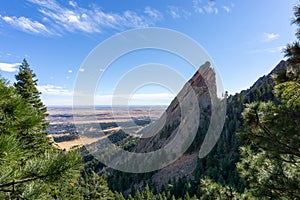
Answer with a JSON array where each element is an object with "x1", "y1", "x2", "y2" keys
[
  {"x1": 142, "y1": 184, "x2": 154, "y2": 200},
  {"x1": 134, "y1": 190, "x2": 142, "y2": 200},
  {"x1": 183, "y1": 192, "x2": 191, "y2": 200},
  {"x1": 128, "y1": 194, "x2": 135, "y2": 200},
  {"x1": 199, "y1": 178, "x2": 239, "y2": 200},
  {"x1": 0, "y1": 78, "x2": 83, "y2": 199},
  {"x1": 235, "y1": 3, "x2": 300, "y2": 198},
  {"x1": 13, "y1": 59, "x2": 51, "y2": 153},
  {"x1": 79, "y1": 170, "x2": 114, "y2": 200},
  {"x1": 114, "y1": 191, "x2": 126, "y2": 200},
  {"x1": 14, "y1": 59, "x2": 48, "y2": 130}
]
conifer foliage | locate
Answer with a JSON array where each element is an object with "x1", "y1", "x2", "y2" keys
[
  {"x1": 199, "y1": 3, "x2": 300, "y2": 199},
  {"x1": 0, "y1": 60, "x2": 83, "y2": 199},
  {"x1": 14, "y1": 59, "x2": 48, "y2": 130}
]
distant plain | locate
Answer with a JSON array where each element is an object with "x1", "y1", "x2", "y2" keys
[{"x1": 47, "y1": 106, "x2": 166, "y2": 150}]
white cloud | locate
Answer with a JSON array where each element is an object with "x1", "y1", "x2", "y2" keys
[
  {"x1": 1, "y1": 15, "x2": 53, "y2": 35},
  {"x1": 0, "y1": 62, "x2": 20, "y2": 72},
  {"x1": 144, "y1": 7, "x2": 162, "y2": 20},
  {"x1": 193, "y1": 0, "x2": 218, "y2": 14},
  {"x1": 122, "y1": 10, "x2": 151, "y2": 28},
  {"x1": 182, "y1": 10, "x2": 192, "y2": 19},
  {"x1": 37, "y1": 84, "x2": 72, "y2": 95},
  {"x1": 1, "y1": 0, "x2": 162, "y2": 36},
  {"x1": 222, "y1": 4, "x2": 234, "y2": 13},
  {"x1": 204, "y1": 1, "x2": 218, "y2": 14},
  {"x1": 38, "y1": 8, "x2": 101, "y2": 33},
  {"x1": 193, "y1": 0, "x2": 204, "y2": 14},
  {"x1": 68, "y1": 69, "x2": 72, "y2": 73},
  {"x1": 263, "y1": 32, "x2": 280, "y2": 41},
  {"x1": 222, "y1": 6, "x2": 231, "y2": 13},
  {"x1": 68, "y1": 1, "x2": 77, "y2": 7},
  {"x1": 19, "y1": 0, "x2": 160, "y2": 35},
  {"x1": 167, "y1": 6, "x2": 181, "y2": 19},
  {"x1": 167, "y1": 6, "x2": 191, "y2": 19}
]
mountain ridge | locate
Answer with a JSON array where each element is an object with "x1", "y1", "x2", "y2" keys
[{"x1": 118, "y1": 60, "x2": 288, "y2": 191}]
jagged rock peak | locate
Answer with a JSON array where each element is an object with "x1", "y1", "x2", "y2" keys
[{"x1": 269, "y1": 60, "x2": 287, "y2": 76}]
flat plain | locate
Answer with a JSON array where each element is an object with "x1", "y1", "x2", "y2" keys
[{"x1": 47, "y1": 106, "x2": 165, "y2": 150}]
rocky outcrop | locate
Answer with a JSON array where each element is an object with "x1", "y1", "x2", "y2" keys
[
  {"x1": 131, "y1": 61, "x2": 221, "y2": 186},
  {"x1": 134, "y1": 61, "x2": 216, "y2": 153},
  {"x1": 133, "y1": 60, "x2": 288, "y2": 187}
]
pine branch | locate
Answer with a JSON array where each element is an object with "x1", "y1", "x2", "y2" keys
[
  {"x1": 0, "y1": 188, "x2": 13, "y2": 192},
  {"x1": 0, "y1": 177, "x2": 39, "y2": 188}
]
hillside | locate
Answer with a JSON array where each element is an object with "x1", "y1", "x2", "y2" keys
[{"x1": 106, "y1": 60, "x2": 288, "y2": 195}]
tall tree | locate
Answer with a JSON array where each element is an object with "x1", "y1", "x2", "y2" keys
[
  {"x1": 14, "y1": 59, "x2": 48, "y2": 130},
  {"x1": 0, "y1": 78, "x2": 83, "y2": 199}
]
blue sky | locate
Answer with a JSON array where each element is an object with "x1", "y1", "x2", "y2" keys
[{"x1": 0, "y1": 0, "x2": 298, "y2": 106}]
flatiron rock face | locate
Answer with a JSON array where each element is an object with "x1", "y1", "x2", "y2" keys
[{"x1": 129, "y1": 61, "x2": 219, "y2": 186}]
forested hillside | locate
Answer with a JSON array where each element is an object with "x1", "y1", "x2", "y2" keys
[
  {"x1": 102, "y1": 59, "x2": 287, "y2": 199},
  {"x1": 196, "y1": 4, "x2": 300, "y2": 199},
  {"x1": 88, "y1": 3, "x2": 300, "y2": 199}
]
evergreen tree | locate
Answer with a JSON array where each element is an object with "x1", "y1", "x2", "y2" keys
[
  {"x1": 236, "y1": 58, "x2": 300, "y2": 198},
  {"x1": 134, "y1": 190, "x2": 142, "y2": 200},
  {"x1": 235, "y1": 3, "x2": 300, "y2": 199},
  {"x1": 183, "y1": 192, "x2": 191, "y2": 200},
  {"x1": 127, "y1": 194, "x2": 134, "y2": 200},
  {"x1": 142, "y1": 184, "x2": 154, "y2": 200},
  {"x1": 0, "y1": 78, "x2": 83, "y2": 199},
  {"x1": 114, "y1": 191, "x2": 126, "y2": 200},
  {"x1": 13, "y1": 59, "x2": 52, "y2": 154},
  {"x1": 200, "y1": 178, "x2": 239, "y2": 200},
  {"x1": 284, "y1": 4, "x2": 300, "y2": 66},
  {"x1": 79, "y1": 170, "x2": 114, "y2": 200},
  {"x1": 14, "y1": 59, "x2": 48, "y2": 130}
]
